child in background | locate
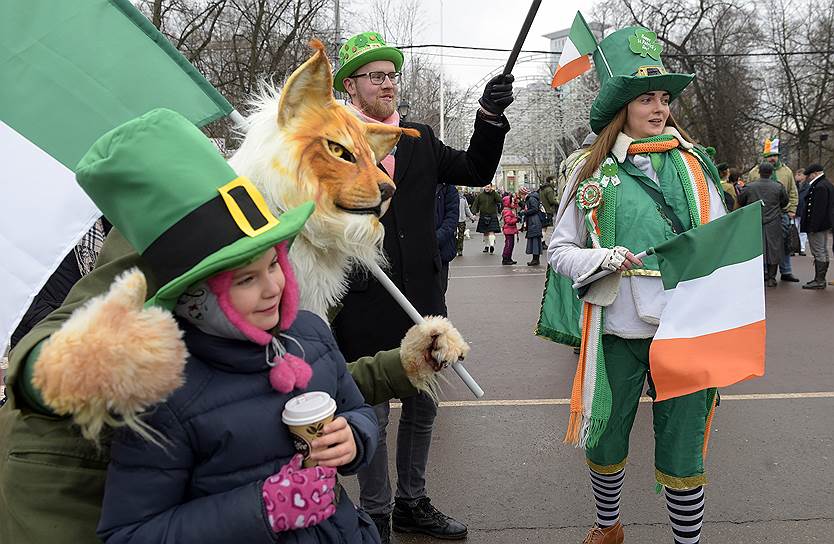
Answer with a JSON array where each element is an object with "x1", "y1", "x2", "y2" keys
[
  {"x1": 501, "y1": 195, "x2": 518, "y2": 265},
  {"x1": 64, "y1": 109, "x2": 380, "y2": 543}
]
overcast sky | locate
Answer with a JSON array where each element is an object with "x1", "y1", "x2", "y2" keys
[{"x1": 402, "y1": 0, "x2": 597, "y2": 91}]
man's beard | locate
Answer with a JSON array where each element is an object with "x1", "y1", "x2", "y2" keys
[{"x1": 357, "y1": 91, "x2": 397, "y2": 120}]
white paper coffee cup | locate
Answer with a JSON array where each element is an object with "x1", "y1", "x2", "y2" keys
[{"x1": 282, "y1": 391, "x2": 337, "y2": 467}]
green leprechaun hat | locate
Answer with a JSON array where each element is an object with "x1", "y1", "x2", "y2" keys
[
  {"x1": 589, "y1": 27, "x2": 694, "y2": 134},
  {"x1": 75, "y1": 108, "x2": 314, "y2": 310},
  {"x1": 334, "y1": 31, "x2": 404, "y2": 93}
]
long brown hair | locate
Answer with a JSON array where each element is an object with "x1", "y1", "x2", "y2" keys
[{"x1": 570, "y1": 109, "x2": 697, "y2": 200}]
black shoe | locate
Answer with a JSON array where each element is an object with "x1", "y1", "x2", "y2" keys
[
  {"x1": 489, "y1": 246, "x2": 495, "y2": 254},
  {"x1": 527, "y1": 257, "x2": 540, "y2": 266},
  {"x1": 483, "y1": 247, "x2": 489, "y2": 253},
  {"x1": 780, "y1": 274, "x2": 800, "y2": 282},
  {"x1": 502, "y1": 258, "x2": 516, "y2": 265},
  {"x1": 456, "y1": 251, "x2": 463, "y2": 257},
  {"x1": 370, "y1": 513, "x2": 391, "y2": 544},
  {"x1": 799, "y1": 251, "x2": 807, "y2": 256},
  {"x1": 392, "y1": 497, "x2": 468, "y2": 540}
]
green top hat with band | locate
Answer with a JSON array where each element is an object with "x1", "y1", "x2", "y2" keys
[
  {"x1": 75, "y1": 108, "x2": 314, "y2": 310},
  {"x1": 589, "y1": 26, "x2": 694, "y2": 133},
  {"x1": 334, "y1": 31, "x2": 403, "y2": 93}
]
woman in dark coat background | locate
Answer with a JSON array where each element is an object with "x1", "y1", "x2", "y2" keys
[
  {"x1": 520, "y1": 186, "x2": 543, "y2": 266},
  {"x1": 738, "y1": 162, "x2": 788, "y2": 287}
]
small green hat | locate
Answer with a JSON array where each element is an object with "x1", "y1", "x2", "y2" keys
[
  {"x1": 75, "y1": 108, "x2": 314, "y2": 309},
  {"x1": 334, "y1": 31, "x2": 404, "y2": 93},
  {"x1": 589, "y1": 27, "x2": 694, "y2": 134}
]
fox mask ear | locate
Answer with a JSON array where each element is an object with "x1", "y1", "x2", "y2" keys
[
  {"x1": 365, "y1": 124, "x2": 421, "y2": 164},
  {"x1": 278, "y1": 39, "x2": 334, "y2": 126}
]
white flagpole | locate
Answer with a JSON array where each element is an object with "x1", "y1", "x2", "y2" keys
[{"x1": 368, "y1": 262, "x2": 484, "y2": 398}]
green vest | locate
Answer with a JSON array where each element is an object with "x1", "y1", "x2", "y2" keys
[{"x1": 605, "y1": 153, "x2": 695, "y2": 273}]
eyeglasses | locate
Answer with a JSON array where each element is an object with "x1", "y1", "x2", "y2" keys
[{"x1": 349, "y1": 71, "x2": 402, "y2": 85}]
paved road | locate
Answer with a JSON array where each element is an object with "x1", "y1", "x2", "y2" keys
[{"x1": 344, "y1": 234, "x2": 834, "y2": 543}]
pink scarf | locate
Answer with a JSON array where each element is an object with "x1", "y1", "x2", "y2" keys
[{"x1": 348, "y1": 103, "x2": 400, "y2": 179}]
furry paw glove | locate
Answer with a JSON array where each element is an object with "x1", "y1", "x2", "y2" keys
[
  {"x1": 399, "y1": 316, "x2": 470, "y2": 401},
  {"x1": 262, "y1": 454, "x2": 337, "y2": 532},
  {"x1": 33, "y1": 268, "x2": 186, "y2": 443}
]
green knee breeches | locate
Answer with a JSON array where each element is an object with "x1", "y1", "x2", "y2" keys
[{"x1": 585, "y1": 335, "x2": 718, "y2": 489}]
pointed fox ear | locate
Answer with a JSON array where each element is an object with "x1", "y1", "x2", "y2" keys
[
  {"x1": 365, "y1": 124, "x2": 420, "y2": 164},
  {"x1": 278, "y1": 39, "x2": 335, "y2": 126}
]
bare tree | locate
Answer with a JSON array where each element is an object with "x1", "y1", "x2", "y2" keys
[{"x1": 754, "y1": 0, "x2": 834, "y2": 169}]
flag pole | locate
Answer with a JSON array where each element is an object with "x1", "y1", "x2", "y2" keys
[
  {"x1": 503, "y1": 0, "x2": 543, "y2": 75},
  {"x1": 368, "y1": 262, "x2": 485, "y2": 398},
  {"x1": 572, "y1": 249, "x2": 653, "y2": 289}
]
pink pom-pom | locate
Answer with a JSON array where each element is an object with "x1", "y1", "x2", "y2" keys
[
  {"x1": 284, "y1": 353, "x2": 312, "y2": 389},
  {"x1": 269, "y1": 357, "x2": 297, "y2": 393}
]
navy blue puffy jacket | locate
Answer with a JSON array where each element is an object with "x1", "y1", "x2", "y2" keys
[
  {"x1": 97, "y1": 311, "x2": 380, "y2": 543},
  {"x1": 435, "y1": 183, "x2": 460, "y2": 264}
]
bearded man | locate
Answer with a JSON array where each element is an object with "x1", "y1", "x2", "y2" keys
[{"x1": 332, "y1": 31, "x2": 513, "y2": 543}]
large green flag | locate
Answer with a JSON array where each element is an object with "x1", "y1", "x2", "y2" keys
[{"x1": 0, "y1": 0, "x2": 233, "y2": 353}]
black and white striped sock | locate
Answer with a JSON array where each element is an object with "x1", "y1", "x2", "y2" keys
[
  {"x1": 590, "y1": 467, "x2": 624, "y2": 528},
  {"x1": 665, "y1": 486, "x2": 704, "y2": 544}
]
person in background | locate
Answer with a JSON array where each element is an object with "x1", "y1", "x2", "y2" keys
[
  {"x1": 729, "y1": 170, "x2": 744, "y2": 193},
  {"x1": 747, "y1": 138, "x2": 799, "y2": 282},
  {"x1": 471, "y1": 184, "x2": 503, "y2": 254},
  {"x1": 717, "y1": 163, "x2": 737, "y2": 211},
  {"x1": 500, "y1": 194, "x2": 519, "y2": 265},
  {"x1": 798, "y1": 164, "x2": 834, "y2": 289},
  {"x1": 520, "y1": 186, "x2": 543, "y2": 266},
  {"x1": 738, "y1": 162, "x2": 788, "y2": 287},
  {"x1": 456, "y1": 188, "x2": 476, "y2": 257},
  {"x1": 795, "y1": 168, "x2": 808, "y2": 255},
  {"x1": 435, "y1": 183, "x2": 460, "y2": 298},
  {"x1": 539, "y1": 175, "x2": 559, "y2": 240}
]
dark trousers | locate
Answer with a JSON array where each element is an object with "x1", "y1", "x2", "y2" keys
[{"x1": 502, "y1": 233, "x2": 515, "y2": 259}]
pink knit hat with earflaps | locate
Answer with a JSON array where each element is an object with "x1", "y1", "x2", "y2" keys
[{"x1": 206, "y1": 241, "x2": 311, "y2": 393}]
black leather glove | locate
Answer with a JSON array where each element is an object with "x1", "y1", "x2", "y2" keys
[{"x1": 479, "y1": 74, "x2": 514, "y2": 116}]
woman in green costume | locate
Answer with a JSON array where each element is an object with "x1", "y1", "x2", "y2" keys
[{"x1": 547, "y1": 20, "x2": 727, "y2": 544}]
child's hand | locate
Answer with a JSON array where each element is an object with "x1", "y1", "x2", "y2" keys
[{"x1": 309, "y1": 417, "x2": 356, "y2": 467}]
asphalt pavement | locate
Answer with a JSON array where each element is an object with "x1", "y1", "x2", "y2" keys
[{"x1": 342, "y1": 234, "x2": 834, "y2": 543}]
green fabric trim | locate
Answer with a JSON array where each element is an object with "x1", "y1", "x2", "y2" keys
[
  {"x1": 535, "y1": 325, "x2": 581, "y2": 347},
  {"x1": 655, "y1": 468, "x2": 707, "y2": 490},
  {"x1": 587, "y1": 457, "x2": 627, "y2": 474}
]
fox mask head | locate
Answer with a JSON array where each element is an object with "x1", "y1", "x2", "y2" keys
[{"x1": 230, "y1": 40, "x2": 419, "y2": 269}]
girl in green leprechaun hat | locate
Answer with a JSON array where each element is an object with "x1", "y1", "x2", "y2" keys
[
  {"x1": 34, "y1": 108, "x2": 383, "y2": 543},
  {"x1": 546, "y1": 15, "x2": 728, "y2": 544}
]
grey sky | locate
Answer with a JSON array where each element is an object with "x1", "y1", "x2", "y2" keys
[{"x1": 412, "y1": 0, "x2": 597, "y2": 90}]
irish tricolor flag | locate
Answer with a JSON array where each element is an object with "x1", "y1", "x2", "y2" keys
[
  {"x1": 650, "y1": 203, "x2": 766, "y2": 401},
  {"x1": 551, "y1": 12, "x2": 597, "y2": 88},
  {"x1": 0, "y1": 0, "x2": 233, "y2": 353}
]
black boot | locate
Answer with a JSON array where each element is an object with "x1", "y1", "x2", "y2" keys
[
  {"x1": 527, "y1": 255, "x2": 540, "y2": 266},
  {"x1": 369, "y1": 513, "x2": 391, "y2": 544},
  {"x1": 781, "y1": 273, "x2": 800, "y2": 282},
  {"x1": 502, "y1": 257, "x2": 516, "y2": 265},
  {"x1": 766, "y1": 264, "x2": 778, "y2": 287},
  {"x1": 393, "y1": 497, "x2": 468, "y2": 540},
  {"x1": 802, "y1": 261, "x2": 829, "y2": 289}
]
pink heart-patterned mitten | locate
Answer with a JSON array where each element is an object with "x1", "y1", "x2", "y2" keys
[{"x1": 262, "y1": 453, "x2": 337, "y2": 532}]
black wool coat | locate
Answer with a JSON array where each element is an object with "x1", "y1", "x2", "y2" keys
[
  {"x1": 800, "y1": 175, "x2": 834, "y2": 233},
  {"x1": 332, "y1": 113, "x2": 510, "y2": 362}
]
